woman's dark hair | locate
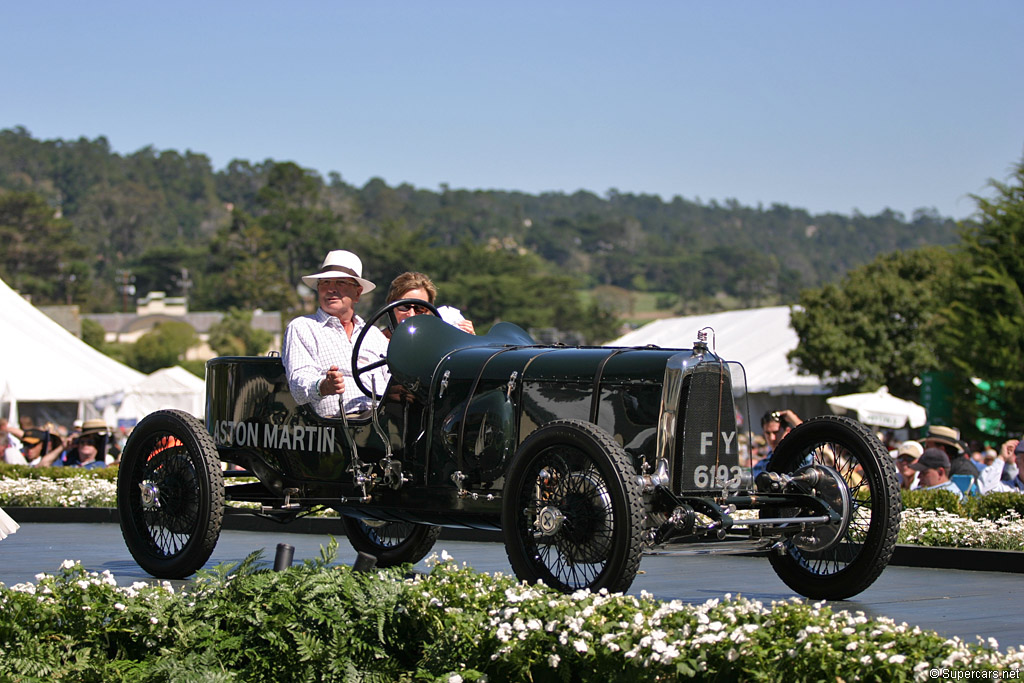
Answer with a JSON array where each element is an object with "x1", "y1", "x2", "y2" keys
[{"x1": 386, "y1": 272, "x2": 437, "y2": 304}]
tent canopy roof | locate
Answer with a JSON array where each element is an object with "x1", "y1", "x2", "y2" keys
[
  {"x1": 1, "y1": 277, "x2": 145, "y2": 403},
  {"x1": 606, "y1": 306, "x2": 825, "y2": 395}
]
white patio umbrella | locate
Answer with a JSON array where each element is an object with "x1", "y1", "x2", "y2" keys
[{"x1": 826, "y1": 386, "x2": 927, "y2": 429}]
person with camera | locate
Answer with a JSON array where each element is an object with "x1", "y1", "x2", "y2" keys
[
  {"x1": 12, "y1": 429, "x2": 66, "y2": 467},
  {"x1": 751, "y1": 409, "x2": 802, "y2": 478}
]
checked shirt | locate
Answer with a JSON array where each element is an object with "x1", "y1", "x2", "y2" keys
[{"x1": 282, "y1": 308, "x2": 390, "y2": 417}]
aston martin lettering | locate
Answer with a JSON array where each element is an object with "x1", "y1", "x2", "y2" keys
[{"x1": 211, "y1": 420, "x2": 336, "y2": 453}]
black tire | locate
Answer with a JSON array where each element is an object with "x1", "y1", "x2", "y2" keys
[
  {"x1": 765, "y1": 415, "x2": 900, "y2": 600},
  {"x1": 117, "y1": 409, "x2": 225, "y2": 579},
  {"x1": 341, "y1": 517, "x2": 441, "y2": 567},
  {"x1": 501, "y1": 419, "x2": 645, "y2": 593}
]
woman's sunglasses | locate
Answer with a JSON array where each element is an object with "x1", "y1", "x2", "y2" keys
[{"x1": 395, "y1": 304, "x2": 430, "y2": 314}]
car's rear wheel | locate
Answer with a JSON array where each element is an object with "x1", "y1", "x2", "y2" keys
[
  {"x1": 764, "y1": 415, "x2": 900, "y2": 600},
  {"x1": 502, "y1": 419, "x2": 644, "y2": 593},
  {"x1": 341, "y1": 516, "x2": 441, "y2": 567},
  {"x1": 117, "y1": 410, "x2": 225, "y2": 578}
]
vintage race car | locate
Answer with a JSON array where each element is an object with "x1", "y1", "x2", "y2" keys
[{"x1": 117, "y1": 299, "x2": 900, "y2": 600}]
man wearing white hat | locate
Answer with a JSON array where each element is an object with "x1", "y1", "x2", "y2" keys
[{"x1": 283, "y1": 250, "x2": 390, "y2": 417}]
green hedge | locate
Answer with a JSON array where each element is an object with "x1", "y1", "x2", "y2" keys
[
  {"x1": 0, "y1": 462, "x2": 118, "y2": 482},
  {"x1": 900, "y1": 488, "x2": 1024, "y2": 520}
]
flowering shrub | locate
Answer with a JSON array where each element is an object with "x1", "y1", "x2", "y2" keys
[
  {"x1": 1, "y1": 548, "x2": 1021, "y2": 681},
  {"x1": 0, "y1": 475, "x2": 116, "y2": 508},
  {"x1": 897, "y1": 508, "x2": 1024, "y2": 551}
]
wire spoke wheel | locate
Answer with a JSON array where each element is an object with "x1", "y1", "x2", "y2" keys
[
  {"x1": 140, "y1": 440, "x2": 201, "y2": 553},
  {"x1": 341, "y1": 516, "x2": 440, "y2": 567},
  {"x1": 503, "y1": 420, "x2": 644, "y2": 593},
  {"x1": 118, "y1": 410, "x2": 224, "y2": 578},
  {"x1": 764, "y1": 415, "x2": 900, "y2": 600}
]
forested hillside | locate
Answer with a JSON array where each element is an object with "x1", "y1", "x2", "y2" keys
[{"x1": 0, "y1": 126, "x2": 961, "y2": 342}]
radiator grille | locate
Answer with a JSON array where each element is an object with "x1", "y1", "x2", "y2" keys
[{"x1": 673, "y1": 361, "x2": 739, "y2": 493}]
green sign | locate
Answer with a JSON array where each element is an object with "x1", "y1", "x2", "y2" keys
[{"x1": 919, "y1": 371, "x2": 953, "y2": 427}]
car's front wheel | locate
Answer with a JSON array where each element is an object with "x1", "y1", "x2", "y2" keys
[
  {"x1": 117, "y1": 409, "x2": 225, "y2": 578},
  {"x1": 764, "y1": 415, "x2": 900, "y2": 600}
]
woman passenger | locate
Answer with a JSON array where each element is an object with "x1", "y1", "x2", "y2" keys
[{"x1": 385, "y1": 272, "x2": 475, "y2": 335}]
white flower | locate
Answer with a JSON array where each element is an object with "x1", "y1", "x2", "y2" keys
[
  {"x1": 573, "y1": 639, "x2": 588, "y2": 653},
  {"x1": 548, "y1": 654, "x2": 560, "y2": 668},
  {"x1": 114, "y1": 603, "x2": 126, "y2": 611}
]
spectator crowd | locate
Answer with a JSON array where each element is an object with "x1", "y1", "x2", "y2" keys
[
  {"x1": 2, "y1": 415, "x2": 126, "y2": 469},
  {"x1": 887, "y1": 424, "x2": 1023, "y2": 499},
  {"x1": 744, "y1": 410, "x2": 1023, "y2": 502}
]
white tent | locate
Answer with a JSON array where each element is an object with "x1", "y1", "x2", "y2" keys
[
  {"x1": 826, "y1": 386, "x2": 927, "y2": 429},
  {"x1": 608, "y1": 306, "x2": 824, "y2": 395},
  {"x1": 0, "y1": 277, "x2": 145, "y2": 423},
  {"x1": 607, "y1": 306, "x2": 830, "y2": 427},
  {"x1": 105, "y1": 365, "x2": 206, "y2": 427}
]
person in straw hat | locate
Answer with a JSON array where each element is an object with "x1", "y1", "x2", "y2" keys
[
  {"x1": 59, "y1": 419, "x2": 111, "y2": 469},
  {"x1": 924, "y1": 425, "x2": 979, "y2": 479},
  {"x1": 283, "y1": 250, "x2": 390, "y2": 417}
]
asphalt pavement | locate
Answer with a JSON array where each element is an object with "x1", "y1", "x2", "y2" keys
[{"x1": 2, "y1": 521, "x2": 1022, "y2": 650}]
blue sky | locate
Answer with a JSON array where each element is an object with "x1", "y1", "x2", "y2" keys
[{"x1": 3, "y1": 1, "x2": 1022, "y2": 219}]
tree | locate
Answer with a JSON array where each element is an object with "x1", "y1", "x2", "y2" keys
[
  {"x1": 0, "y1": 191, "x2": 88, "y2": 302},
  {"x1": 199, "y1": 209, "x2": 297, "y2": 312},
  {"x1": 436, "y1": 242, "x2": 618, "y2": 343},
  {"x1": 208, "y1": 308, "x2": 273, "y2": 357},
  {"x1": 128, "y1": 321, "x2": 198, "y2": 374},
  {"x1": 81, "y1": 317, "x2": 107, "y2": 350},
  {"x1": 946, "y1": 159, "x2": 1024, "y2": 438},
  {"x1": 255, "y1": 162, "x2": 340, "y2": 289},
  {"x1": 788, "y1": 246, "x2": 955, "y2": 398}
]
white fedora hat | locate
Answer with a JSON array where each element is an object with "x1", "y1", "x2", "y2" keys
[{"x1": 301, "y1": 250, "x2": 376, "y2": 293}]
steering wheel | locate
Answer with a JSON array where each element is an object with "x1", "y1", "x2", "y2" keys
[{"x1": 351, "y1": 298, "x2": 441, "y2": 399}]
